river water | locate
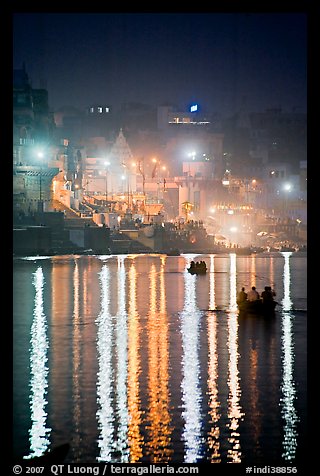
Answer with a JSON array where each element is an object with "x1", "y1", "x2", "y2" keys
[{"x1": 13, "y1": 252, "x2": 307, "y2": 466}]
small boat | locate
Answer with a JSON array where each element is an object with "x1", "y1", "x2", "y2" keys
[
  {"x1": 187, "y1": 263, "x2": 207, "y2": 274},
  {"x1": 238, "y1": 299, "x2": 277, "y2": 316}
]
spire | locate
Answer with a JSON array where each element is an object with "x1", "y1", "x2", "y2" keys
[{"x1": 110, "y1": 129, "x2": 133, "y2": 168}]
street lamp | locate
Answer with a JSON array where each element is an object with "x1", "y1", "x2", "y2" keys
[
  {"x1": 104, "y1": 161, "x2": 110, "y2": 208},
  {"x1": 37, "y1": 151, "x2": 44, "y2": 212}
]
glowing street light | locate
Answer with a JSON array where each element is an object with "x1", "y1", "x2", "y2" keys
[{"x1": 283, "y1": 183, "x2": 292, "y2": 192}]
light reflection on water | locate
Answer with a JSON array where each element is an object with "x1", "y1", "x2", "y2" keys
[
  {"x1": 72, "y1": 259, "x2": 82, "y2": 462},
  {"x1": 13, "y1": 253, "x2": 307, "y2": 464},
  {"x1": 24, "y1": 267, "x2": 51, "y2": 459},
  {"x1": 127, "y1": 262, "x2": 143, "y2": 462},
  {"x1": 114, "y1": 256, "x2": 129, "y2": 462},
  {"x1": 207, "y1": 254, "x2": 221, "y2": 462},
  {"x1": 226, "y1": 253, "x2": 244, "y2": 463},
  {"x1": 146, "y1": 259, "x2": 173, "y2": 462},
  {"x1": 96, "y1": 265, "x2": 114, "y2": 461},
  {"x1": 180, "y1": 263, "x2": 203, "y2": 462},
  {"x1": 280, "y1": 252, "x2": 299, "y2": 461}
]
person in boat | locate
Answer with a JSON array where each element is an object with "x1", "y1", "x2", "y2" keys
[
  {"x1": 237, "y1": 287, "x2": 247, "y2": 304},
  {"x1": 247, "y1": 286, "x2": 260, "y2": 301},
  {"x1": 261, "y1": 286, "x2": 276, "y2": 302},
  {"x1": 190, "y1": 261, "x2": 196, "y2": 268}
]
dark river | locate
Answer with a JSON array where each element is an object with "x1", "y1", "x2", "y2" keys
[{"x1": 13, "y1": 252, "x2": 307, "y2": 466}]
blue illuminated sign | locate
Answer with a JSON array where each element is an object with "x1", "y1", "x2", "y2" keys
[{"x1": 190, "y1": 104, "x2": 198, "y2": 113}]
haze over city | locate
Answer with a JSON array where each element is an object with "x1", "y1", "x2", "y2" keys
[{"x1": 13, "y1": 12, "x2": 307, "y2": 115}]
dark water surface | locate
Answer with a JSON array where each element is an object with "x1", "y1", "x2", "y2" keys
[{"x1": 13, "y1": 252, "x2": 307, "y2": 465}]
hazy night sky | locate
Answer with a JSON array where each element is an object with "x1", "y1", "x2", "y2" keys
[{"x1": 13, "y1": 12, "x2": 307, "y2": 116}]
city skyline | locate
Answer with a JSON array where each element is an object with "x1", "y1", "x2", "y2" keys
[{"x1": 13, "y1": 11, "x2": 307, "y2": 116}]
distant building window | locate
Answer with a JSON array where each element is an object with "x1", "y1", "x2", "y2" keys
[
  {"x1": 105, "y1": 107, "x2": 110, "y2": 113},
  {"x1": 98, "y1": 107, "x2": 103, "y2": 113},
  {"x1": 19, "y1": 138, "x2": 34, "y2": 145},
  {"x1": 90, "y1": 107, "x2": 94, "y2": 113}
]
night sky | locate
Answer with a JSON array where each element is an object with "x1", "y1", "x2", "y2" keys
[{"x1": 13, "y1": 12, "x2": 307, "y2": 116}]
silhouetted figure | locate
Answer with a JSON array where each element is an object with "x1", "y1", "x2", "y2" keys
[
  {"x1": 237, "y1": 287, "x2": 247, "y2": 304},
  {"x1": 247, "y1": 286, "x2": 260, "y2": 301},
  {"x1": 261, "y1": 286, "x2": 276, "y2": 302}
]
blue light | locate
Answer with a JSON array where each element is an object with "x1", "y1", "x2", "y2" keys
[{"x1": 190, "y1": 104, "x2": 198, "y2": 113}]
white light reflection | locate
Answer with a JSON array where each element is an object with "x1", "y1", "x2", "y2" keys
[
  {"x1": 114, "y1": 256, "x2": 129, "y2": 462},
  {"x1": 226, "y1": 253, "x2": 244, "y2": 463},
  {"x1": 96, "y1": 265, "x2": 114, "y2": 461},
  {"x1": 207, "y1": 255, "x2": 221, "y2": 462},
  {"x1": 24, "y1": 267, "x2": 51, "y2": 458},
  {"x1": 180, "y1": 264, "x2": 203, "y2": 462},
  {"x1": 280, "y1": 252, "x2": 299, "y2": 461},
  {"x1": 21, "y1": 256, "x2": 52, "y2": 260},
  {"x1": 281, "y1": 252, "x2": 293, "y2": 312}
]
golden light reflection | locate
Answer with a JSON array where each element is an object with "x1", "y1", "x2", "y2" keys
[
  {"x1": 158, "y1": 258, "x2": 173, "y2": 460},
  {"x1": 72, "y1": 259, "x2": 82, "y2": 461},
  {"x1": 226, "y1": 253, "x2": 244, "y2": 463},
  {"x1": 280, "y1": 252, "x2": 299, "y2": 461},
  {"x1": 250, "y1": 253, "x2": 257, "y2": 288},
  {"x1": 127, "y1": 262, "x2": 144, "y2": 462},
  {"x1": 229, "y1": 253, "x2": 238, "y2": 312},
  {"x1": 146, "y1": 262, "x2": 173, "y2": 462},
  {"x1": 49, "y1": 256, "x2": 73, "y2": 453},
  {"x1": 207, "y1": 254, "x2": 221, "y2": 462},
  {"x1": 269, "y1": 255, "x2": 275, "y2": 291},
  {"x1": 249, "y1": 344, "x2": 262, "y2": 457},
  {"x1": 51, "y1": 257, "x2": 71, "y2": 321},
  {"x1": 180, "y1": 268, "x2": 202, "y2": 463},
  {"x1": 209, "y1": 255, "x2": 216, "y2": 311},
  {"x1": 25, "y1": 267, "x2": 51, "y2": 459},
  {"x1": 96, "y1": 265, "x2": 114, "y2": 462}
]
